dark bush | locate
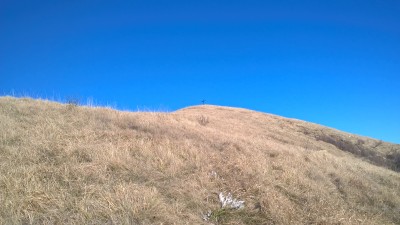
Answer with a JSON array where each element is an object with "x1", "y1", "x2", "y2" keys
[
  {"x1": 197, "y1": 115, "x2": 209, "y2": 126},
  {"x1": 315, "y1": 134, "x2": 361, "y2": 155},
  {"x1": 315, "y1": 133, "x2": 399, "y2": 172},
  {"x1": 387, "y1": 152, "x2": 400, "y2": 171}
]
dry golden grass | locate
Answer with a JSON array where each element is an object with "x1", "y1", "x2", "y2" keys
[{"x1": 0, "y1": 96, "x2": 399, "y2": 225}]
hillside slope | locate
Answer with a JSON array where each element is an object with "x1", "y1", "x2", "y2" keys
[{"x1": 0, "y1": 97, "x2": 399, "y2": 225}]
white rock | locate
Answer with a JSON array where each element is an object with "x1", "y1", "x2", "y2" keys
[
  {"x1": 202, "y1": 210, "x2": 212, "y2": 221},
  {"x1": 218, "y1": 192, "x2": 244, "y2": 209}
]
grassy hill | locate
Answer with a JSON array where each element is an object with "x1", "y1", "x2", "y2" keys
[{"x1": 0, "y1": 96, "x2": 399, "y2": 224}]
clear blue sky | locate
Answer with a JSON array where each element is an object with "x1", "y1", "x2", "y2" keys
[{"x1": 1, "y1": 0, "x2": 399, "y2": 143}]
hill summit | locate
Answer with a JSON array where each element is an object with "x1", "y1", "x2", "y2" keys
[{"x1": 0, "y1": 97, "x2": 399, "y2": 224}]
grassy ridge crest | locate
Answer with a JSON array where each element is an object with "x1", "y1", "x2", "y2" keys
[{"x1": 0, "y1": 96, "x2": 399, "y2": 224}]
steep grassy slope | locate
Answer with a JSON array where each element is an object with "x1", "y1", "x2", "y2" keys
[{"x1": 0, "y1": 97, "x2": 399, "y2": 225}]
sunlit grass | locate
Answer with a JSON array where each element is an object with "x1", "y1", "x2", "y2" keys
[{"x1": 0, "y1": 96, "x2": 399, "y2": 224}]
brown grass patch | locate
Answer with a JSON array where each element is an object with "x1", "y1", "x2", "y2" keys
[{"x1": 0, "y1": 96, "x2": 399, "y2": 224}]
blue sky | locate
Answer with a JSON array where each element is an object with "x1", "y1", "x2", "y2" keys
[{"x1": 1, "y1": 0, "x2": 399, "y2": 143}]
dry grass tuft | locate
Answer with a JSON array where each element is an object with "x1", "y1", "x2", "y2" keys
[{"x1": 1, "y1": 96, "x2": 400, "y2": 224}]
